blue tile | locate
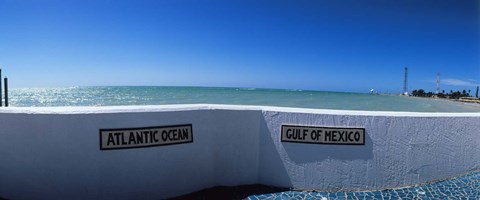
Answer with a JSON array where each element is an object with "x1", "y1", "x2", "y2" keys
[{"x1": 248, "y1": 171, "x2": 480, "y2": 199}]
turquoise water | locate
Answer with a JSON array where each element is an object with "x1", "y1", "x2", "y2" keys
[{"x1": 8, "y1": 86, "x2": 480, "y2": 112}]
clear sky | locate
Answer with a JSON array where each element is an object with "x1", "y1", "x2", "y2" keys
[{"x1": 0, "y1": 0, "x2": 479, "y2": 93}]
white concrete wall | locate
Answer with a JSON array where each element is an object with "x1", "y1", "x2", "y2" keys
[
  {"x1": 259, "y1": 109, "x2": 480, "y2": 191},
  {"x1": 0, "y1": 105, "x2": 479, "y2": 199}
]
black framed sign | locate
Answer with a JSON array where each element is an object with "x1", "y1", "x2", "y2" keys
[
  {"x1": 100, "y1": 124, "x2": 193, "y2": 150},
  {"x1": 281, "y1": 124, "x2": 364, "y2": 145}
]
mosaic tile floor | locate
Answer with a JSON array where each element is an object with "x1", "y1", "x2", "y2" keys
[{"x1": 247, "y1": 171, "x2": 480, "y2": 200}]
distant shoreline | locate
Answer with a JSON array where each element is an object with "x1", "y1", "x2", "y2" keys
[{"x1": 406, "y1": 95, "x2": 480, "y2": 107}]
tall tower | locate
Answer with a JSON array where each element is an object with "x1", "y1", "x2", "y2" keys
[
  {"x1": 403, "y1": 66, "x2": 408, "y2": 95},
  {"x1": 436, "y1": 73, "x2": 440, "y2": 94}
]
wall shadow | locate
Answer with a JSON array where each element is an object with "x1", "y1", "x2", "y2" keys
[
  {"x1": 257, "y1": 114, "x2": 294, "y2": 188},
  {"x1": 256, "y1": 112, "x2": 375, "y2": 189},
  {"x1": 282, "y1": 131, "x2": 374, "y2": 163}
]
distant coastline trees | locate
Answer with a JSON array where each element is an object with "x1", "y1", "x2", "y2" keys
[{"x1": 411, "y1": 88, "x2": 475, "y2": 99}]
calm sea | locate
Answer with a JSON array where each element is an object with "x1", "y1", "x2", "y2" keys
[{"x1": 7, "y1": 86, "x2": 480, "y2": 112}]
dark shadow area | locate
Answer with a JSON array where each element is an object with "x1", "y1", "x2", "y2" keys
[
  {"x1": 257, "y1": 115, "x2": 293, "y2": 187},
  {"x1": 169, "y1": 184, "x2": 289, "y2": 200}
]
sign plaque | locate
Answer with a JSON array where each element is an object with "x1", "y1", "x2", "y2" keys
[
  {"x1": 100, "y1": 124, "x2": 193, "y2": 150},
  {"x1": 281, "y1": 125, "x2": 365, "y2": 145}
]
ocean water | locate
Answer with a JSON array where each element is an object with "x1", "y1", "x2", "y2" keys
[{"x1": 7, "y1": 86, "x2": 480, "y2": 112}]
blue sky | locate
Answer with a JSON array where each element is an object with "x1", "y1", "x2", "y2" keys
[{"x1": 0, "y1": 0, "x2": 478, "y2": 93}]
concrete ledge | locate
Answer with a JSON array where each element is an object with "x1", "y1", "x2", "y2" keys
[
  {"x1": 0, "y1": 104, "x2": 479, "y2": 199},
  {"x1": 2, "y1": 104, "x2": 480, "y2": 116}
]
